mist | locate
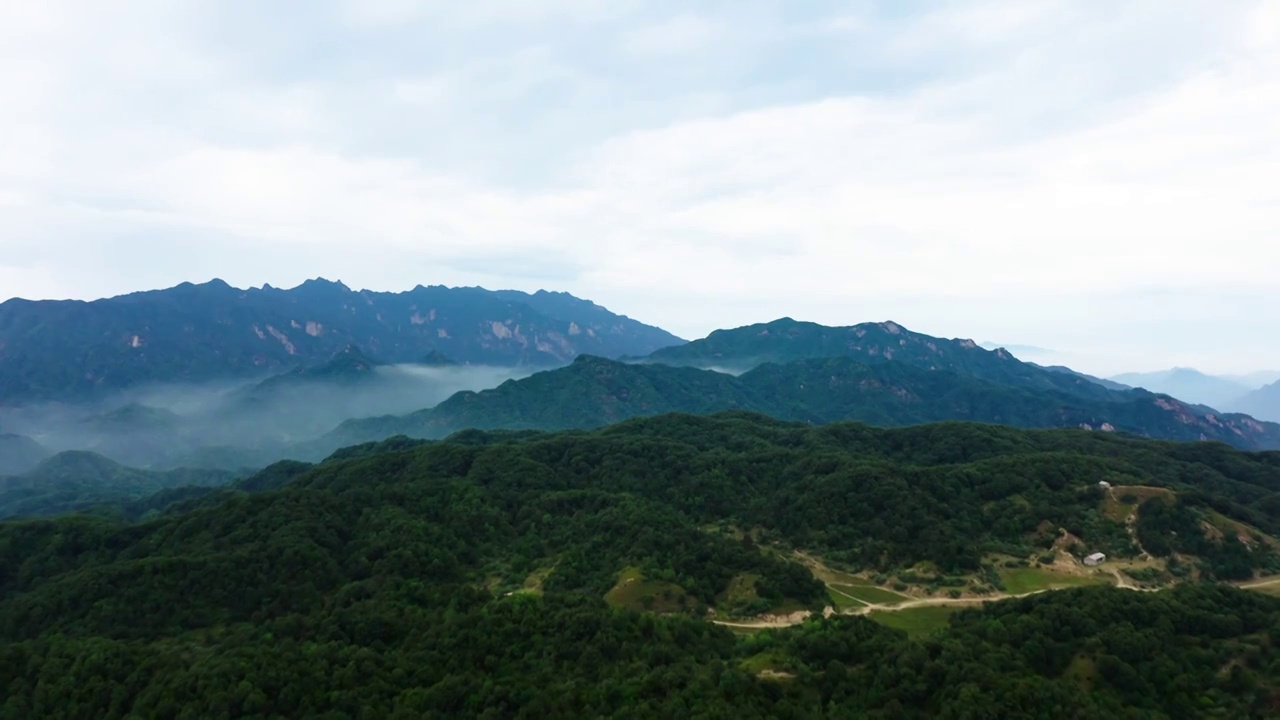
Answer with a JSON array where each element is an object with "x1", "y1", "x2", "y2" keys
[{"x1": 0, "y1": 364, "x2": 534, "y2": 474}]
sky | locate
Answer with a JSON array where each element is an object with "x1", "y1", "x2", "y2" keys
[{"x1": 1, "y1": 0, "x2": 1277, "y2": 376}]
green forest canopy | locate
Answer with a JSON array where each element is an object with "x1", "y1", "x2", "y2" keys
[{"x1": 5, "y1": 413, "x2": 1280, "y2": 717}]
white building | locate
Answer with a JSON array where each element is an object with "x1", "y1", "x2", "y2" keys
[
  {"x1": 1098, "y1": 481, "x2": 1111, "y2": 489},
  {"x1": 1083, "y1": 552, "x2": 1106, "y2": 566}
]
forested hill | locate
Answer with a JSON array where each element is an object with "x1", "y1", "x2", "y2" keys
[
  {"x1": 643, "y1": 317, "x2": 1117, "y2": 398},
  {"x1": 322, "y1": 354, "x2": 1280, "y2": 452},
  {"x1": 636, "y1": 318, "x2": 1280, "y2": 450},
  {"x1": 0, "y1": 451, "x2": 238, "y2": 520},
  {"x1": 5, "y1": 414, "x2": 1280, "y2": 716},
  {"x1": 0, "y1": 279, "x2": 683, "y2": 403}
]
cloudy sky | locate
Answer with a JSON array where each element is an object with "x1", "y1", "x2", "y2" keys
[{"x1": 1, "y1": 0, "x2": 1276, "y2": 375}]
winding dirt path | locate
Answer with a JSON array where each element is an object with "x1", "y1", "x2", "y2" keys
[
  {"x1": 1236, "y1": 576, "x2": 1280, "y2": 590},
  {"x1": 712, "y1": 590, "x2": 1053, "y2": 629}
]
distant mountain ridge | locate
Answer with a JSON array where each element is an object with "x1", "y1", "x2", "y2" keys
[
  {"x1": 645, "y1": 318, "x2": 1127, "y2": 401},
  {"x1": 323, "y1": 351, "x2": 1280, "y2": 454},
  {"x1": 1233, "y1": 381, "x2": 1280, "y2": 423},
  {"x1": 1029, "y1": 363, "x2": 1131, "y2": 392},
  {"x1": 0, "y1": 279, "x2": 684, "y2": 403},
  {"x1": 0, "y1": 450, "x2": 237, "y2": 520},
  {"x1": 1110, "y1": 368, "x2": 1252, "y2": 410},
  {"x1": 239, "y1": 344, "x2": 384, "y2": 398},
  {"x1": 0, "y1": 433, "x2": 52, "y2": 476}
]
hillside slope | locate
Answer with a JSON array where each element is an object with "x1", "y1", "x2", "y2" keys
[{"x1": 0, "y1": 279, "x2": 683, "y2": 403}]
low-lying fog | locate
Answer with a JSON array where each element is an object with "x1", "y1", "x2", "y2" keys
[{"x1": 0, "y1": 364, "x2": 534, "y2": 473}]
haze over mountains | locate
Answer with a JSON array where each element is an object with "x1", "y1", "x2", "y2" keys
[
  {"x1": 1108, "y1": 367, "x2": 1280, "y2": 422},
  {"x1": 1110, "y1": 368, "x2": 1254, "y2": 410},
  {"x1": 1235, "y1": 381, "x2": 1280, "y2": 424},
  {"x1": 0, "y1": 279, "x2": 683, "y2": 470},
  {"x1": 3, "y1": 286, "x2": 1279, "y2": 479}
]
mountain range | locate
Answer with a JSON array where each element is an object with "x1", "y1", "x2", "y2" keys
[
  {"x1": 1108, "y1": 368, "x2": 1280, "y2": 423},
  {"x1": 1234, "y1": 380, "x2": 1280, "y2": 424},
  {"x1": 1110, "y1": 367, "x2": 1255, "y2": 410},
  {"x1": 0, "y1": 279, "x2": 682, "y2": 403},
  {"x1": 325, "y1": 319, "x2": 1280, "y2": 453},
  {"x1": 4, "y1": 285, "x2": 1280, "y2": 474}
]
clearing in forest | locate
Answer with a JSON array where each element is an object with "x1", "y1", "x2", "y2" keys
[
  {"x1": 1204, "y1": 510, "x2": 1279, "y2": 549},
  {"x1": 829, "y1": 582, "x2": 910, "y2": 605},
  {"x1": 1064, "y1": 654, "x2": 1100, "y2": 691},
  {"x1": 867, "y1": 605, "x2": 963, "y2": 637},
  {"x1": 1102, "y1": 485, "x2": 1175, "y2": 521},
  {"x1": 740, "y1": 651, "x2": 793, "y2": 678},
  {"x1": 999, "y1": 567, "x2": 1106, "y2": 595},
  {"x1": 826, "y1": 586, "x2": 868, "y2": 611},
  {"x1": 518, "y1": 566, "x2": 555, "y2": 595},
  {"x1": 718, "y1": 572, "x2": 761, "y2": 606},
  {"x1": 604, "y1": 567, "x2": 692, "y2": 613},
  {"x1": 794, "y1": 552, "x2": 911, "y2": 603}
]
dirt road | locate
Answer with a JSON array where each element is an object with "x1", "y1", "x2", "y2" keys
[{"x1": 713, "y1": 589, "x2": 1052, "y2": 629}]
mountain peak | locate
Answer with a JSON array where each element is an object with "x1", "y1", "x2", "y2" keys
[
  {"x1": 310, "y1": 344, "x2": 381, "y2": 376},
  {"x1": 420, "y1": 349, "x2": 458, "y2": 367},
  {"x1": 295, "y1": 278, "x2": 351, "y2": 293},
  {"x1": 29, "y1": 450, "x2": 126, "y2": 479}
]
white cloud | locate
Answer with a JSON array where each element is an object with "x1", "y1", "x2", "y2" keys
[{"x1": 0, "y1": 0, "x2": 1276, "y2": 373}]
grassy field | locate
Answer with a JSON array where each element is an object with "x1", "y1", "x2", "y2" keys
[
  {"x1": 999, "y1": 567, "x2": 1105, "y2": 595},
  {"x1": 826, "y1": 586, "x2": 868, "y2": 611},
  {"x1": 1206, "y1": 510, "x2": 1279, "y2": 549},
  {"x1": 718, "y1": 573, "x2": 761, "y2": 605},
  {"x1": 517, "y1": 566, "x2": 554, "y2": 595},
  {"x1": 829, "y1": 583, "x2": 909, "y2": 605},
  {"x1": 1102, "y1": 485, "x2": 1175, "y2": 521},
  {"x1": 1064, "y1": 654, "x2": 1099, "y2": 691},
  {"x1": 868, "y1": 606, "x2": 962, "y2": 637},
  {"x1": 604, "y1": 567, "x2": 692, "y2": 613},
  {"x1": 740, "y1": 651, "x2": 791, "y2": 675},
  {"x1": 807, "y1": 564, "x2": 870, "y2": 586}
]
